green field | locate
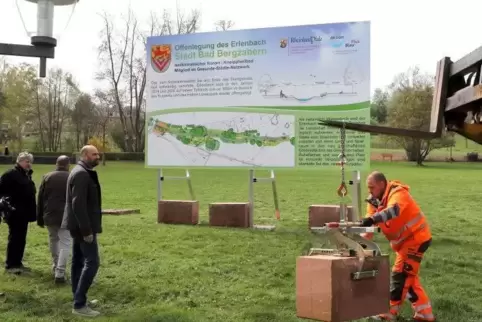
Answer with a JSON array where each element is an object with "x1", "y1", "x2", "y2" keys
[
  {"x1": 371, "y1": 133, "x2": 482, "y2": 157},
  {"x1": 0, "y1": 162, "x2": 481, "y2": 321}
]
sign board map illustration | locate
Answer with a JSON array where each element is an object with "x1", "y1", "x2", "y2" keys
[{"x1": 146, "y1": 21, "x2": 370, "y2": 169}]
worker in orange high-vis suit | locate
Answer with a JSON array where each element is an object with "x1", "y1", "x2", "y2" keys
[{"x1": 360, "y1": 171, "x2": 435, "y2": 322}]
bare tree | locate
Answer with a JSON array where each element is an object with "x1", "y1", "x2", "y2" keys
[
  {"x1": 96, "y1": 6, "x2": 201, "y2": 152},
  {"x1": 214, "y1": 20, "x2": 235, "y2": 31},
  {"x1": 94, "y1": 89, "x2": 115, "y2": 165},
  {"x1": 33, "y1": 68, "x2": 76, "y2": 151},
  {"x1": 71, "y1": 93, "x2": 97, "y2": 150}
]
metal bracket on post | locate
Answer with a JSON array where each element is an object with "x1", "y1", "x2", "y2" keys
[
  {"x1": 248, "y1": 169, "x2": 278, "y2": 231},
  {"x1": 157, "y1": 169, "x2": 195, "y2": 202},
  {"x1": 348, "y1": 170, "x2": 362, "y2": 221}
]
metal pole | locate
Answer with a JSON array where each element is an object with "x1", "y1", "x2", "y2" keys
[
  {"x1": 157, "y1": 169, "x2": 162, "y2": 202},
  {"x1": 39, "y1": 57, "x2": 47, "y2": 77},
  {"x1": 248, "y1": 169, "x2": 255, "y2": 228},
  {"x1": 339, "y1": 203, "x2": 347, "y2": 223},
  {"x1": 270, "y1": 170, "x2": 280, "y2": 220},
  {"x1": 351, "y1": 170, "x2": 362, "y2": 221},
  {"x1": 186, "y1": 169, "x2": 195, "y2": 200}
]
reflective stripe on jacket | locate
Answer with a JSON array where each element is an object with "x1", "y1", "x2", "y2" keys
[{"x1": 365, "y1": 180, "x2": 431, "y2": 250}]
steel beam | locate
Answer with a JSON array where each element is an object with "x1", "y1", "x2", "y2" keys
[
  {"x1": 0, "y1": 43, "x2": 54, "y2": 59},
  {"x1": 318, "y1": 119, "x2": 439, "y2": 140},
  {"x1": 449, "y1": 45, "x2": 482, "y2": 77},
  {"x1": 445, "y1": 83, "x2": 482, "y2": 112},
  {"x1": 429, "y1": 57, "x2": 451, "y2": 133}
]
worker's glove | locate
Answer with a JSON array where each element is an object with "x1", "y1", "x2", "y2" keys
[{"x1": 360, "y1": 217, "x2": 375, "y2": 227}]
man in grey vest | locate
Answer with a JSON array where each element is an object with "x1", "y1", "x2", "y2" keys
[
  {"x1": 37, "y1": 155, "x2": 71, "y2": 284},
  {"x1": 62, "y1": 145, "x2": 102, "y2": 317}
]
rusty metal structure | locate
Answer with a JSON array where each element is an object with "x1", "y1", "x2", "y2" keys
[
  {"x1": 308, "y1": 125, "x2": 384, "y2": 281},
  {"x1": 319, "y1": 45, "x2": 482, "y2": 145}
]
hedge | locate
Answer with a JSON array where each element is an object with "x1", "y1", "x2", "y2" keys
[
  {"x1": 103, "y1": 152, "x2": 144, "y2": 161},
  {"x1": 0, "y1": 152, "x2": 145, "y2": 165}
]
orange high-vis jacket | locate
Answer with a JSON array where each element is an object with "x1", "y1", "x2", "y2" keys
[{"x1": 362, "y1": 180, "x2": 431, "y2": 251}]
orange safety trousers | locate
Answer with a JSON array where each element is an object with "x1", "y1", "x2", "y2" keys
[{"x1": 384, "y1": 238, "x2": 435, "y2": 321}]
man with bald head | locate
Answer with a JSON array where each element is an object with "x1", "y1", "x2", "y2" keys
[
  {"x1": 37, "y1": 155, "x2": 71, "y2": 284},
  {"x1": 361, "y1": 171, "x2": 435, "y2": 321},
  {"x1": 62, "y1": 145, "x2": 102, "y2": 317}
]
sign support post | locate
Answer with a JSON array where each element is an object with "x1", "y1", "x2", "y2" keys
[
  {"x1": 248, "y1": 169, "x2": 279, "y2": 231},
  {"x1": 349, "y1": 170, "x2": 362, "y2": 221},
  {"x1": 157, "y1": 169, "x2": 195, "y2": 202}
]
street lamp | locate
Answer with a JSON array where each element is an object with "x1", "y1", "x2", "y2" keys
[{"x1": 0, "y1": 0, "x2": 79, "y2": 78}]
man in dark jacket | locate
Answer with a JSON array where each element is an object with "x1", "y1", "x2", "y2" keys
[
  {"x1": 37, "y1": 155, "x2": 71, "y2": 284},
  {"x1": 62, "y1": 145, "x2": 102, "y2": 317},
  {"x1": 0, "y1": 152, "x2": 36, "y2": 274}
]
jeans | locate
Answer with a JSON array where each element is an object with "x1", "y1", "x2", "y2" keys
[
  {"x1": 71, "y1": 234, "x2": 100, "y2": 309},
  {"x1": 5, "y1": 219, "x2": 29, "y2": 269},
  {"x1": 47, "y1": 226, "x2": 72, "y2": 278}
]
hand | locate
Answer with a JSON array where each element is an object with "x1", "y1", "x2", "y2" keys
[
  {"x1": 84, "y1": 234, "x2": 94, "y2": 243},
  {"x1": 361, "y1": 217, "x2": 374, "y2": 227}
]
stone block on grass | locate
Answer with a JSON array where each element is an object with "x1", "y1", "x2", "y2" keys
[
  {"x1": 209, "y1": 202, "x2": 250, "y2": 228},
  {"x1": 308, "y1": 204, "x2": 354, "y2": 228},
  {"x1": 296, "y1": 254, "x2": 390, "y2": 321},
  {"x1": 157, "y1": 200, "x2": 199, "y2": 225}
]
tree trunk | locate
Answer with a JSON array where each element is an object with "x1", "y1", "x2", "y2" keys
[
  {"x1": 35, "y1": 84, "x2": 46, "y2": 151},
  {"x1": 102, "y1": 122, "x2": 107, "y2": 166}
]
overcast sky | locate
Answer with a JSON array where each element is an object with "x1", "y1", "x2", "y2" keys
[{"x1": 1, "y1": 0, "x2": 481, "y2": 95}]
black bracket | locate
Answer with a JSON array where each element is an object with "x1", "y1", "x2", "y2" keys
[{"x1": 0, "y1": 36, "x2": 57, "y2": 77}]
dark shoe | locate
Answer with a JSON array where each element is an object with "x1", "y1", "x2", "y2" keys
[{"x1": 54, "y1": 276, "x2": 67, "y2": 284}]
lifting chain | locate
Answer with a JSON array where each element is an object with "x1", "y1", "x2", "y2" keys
[{"x1": 336, "y1": 121, "x2": 348, "y2": 198}]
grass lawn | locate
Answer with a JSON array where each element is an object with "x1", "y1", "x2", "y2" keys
[
  {"x1": 371, "y1": 133, "x2": 482, "y2": 158},
  {"x1": 0, "y1": 161, "x2": 481, "y2": 321}
]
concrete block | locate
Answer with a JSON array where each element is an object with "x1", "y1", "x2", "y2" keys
[
  {"x1": 157, "y1": 200, "x2": 199, "y2": 225},
  {"x1": 209, "y1": 202, "x2": 250, "y2": 228},
  {"x1": 309, "y1": 205, "x2": 354, "y2": 228},
  {"x1": 296, "y1": 254, "x2": 390, "y2": 321}
]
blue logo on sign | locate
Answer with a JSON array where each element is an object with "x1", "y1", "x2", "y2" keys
[{"x1": 329, "y1": 35, "x2": 344, "y2": 48}]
